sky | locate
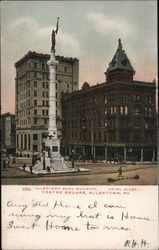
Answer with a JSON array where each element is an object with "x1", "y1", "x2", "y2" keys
[{"x1": 1, "y1": 0, "x2": 157, "y2": 114}]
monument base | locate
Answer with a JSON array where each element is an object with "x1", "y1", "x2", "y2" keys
[{"x1": 43, "y1": 137, "x2": 74, "y2": 171}]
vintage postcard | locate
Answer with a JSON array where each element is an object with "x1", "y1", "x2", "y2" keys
[{"x1": 1, "y1": 1, "x2": 158, "y2": 249}]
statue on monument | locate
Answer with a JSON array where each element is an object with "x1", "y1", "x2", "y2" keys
[{"x1": 51, "y1": 17, "x2": 59, "y2": 51}]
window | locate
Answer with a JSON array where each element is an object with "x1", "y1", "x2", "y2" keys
[
  {"x1": 145, "y1": 107, "x2": 152, "y2": 117},
  {"x1": 42, "y1": 63, "x2": 45, "y2": 70},
  {"x1": 94, "y1": 97, "x2": 96, "y2": 104},
  {"x1": 120, "y1": 106, "x2": 124, "y2": 115},
  {"x1": 110, "y1": 106, "x2": 116, "y2": 115},
  {"x1": 104, "y1": 96, "x2": 107, "y2": 104},
  {"x1": 108, "y1": 95, "x2": 116, "y2": 102},
  {"x1": 104, "y1": 131, "x2": 107, "y2": 141},
  {"x1": 133, "y1": 107, "x2": 140, "y2": 116},
  {"x1": 145, "y1": 121, "x2": 148, "y2": 129},
  {"x1": 46, "y1": 101, "x2": 49, "y2": 106},
  {"x1": 109, "y1": 132, "x2": 116, "y2": 142},
  {"x1": 145, "y1": 132, "x2": 151, "y2": 141},
  {"x1": 99, "y1": 132, "x2": 101, "y2": 141},
  {"x1": 64, "y1": 66, "x2": 67, "y2": 73},
  {"x1": 42, "y1": 100, "x2": 45, "y2": 106},
  {"x1": 133, "y1": 94, "x2": 141, "y2": 102},
  {"x1": 46, "y1": 82, "x2": 48, "y2": 88},
  {"x1": 148, "y1": 107, "x2": 152, "y2": 117},
  {"x1": 42, "y1": 82, "x2": 45, "y2": 88},
  {"x1": 34, "y1": 109, "x2": 37, "y2": 115},
  {"x1": 34, "y1": 90, "x2": 37, "y2": 97},
  {"x1": 133, "y1": 118, "x2": 140, "y2": 128},
  {"x1": 46, "y1": 92, "x2": 49, "y2": 98},
  {"x1": 111, "y1": 107, "x2": 113, "y2": 115},
  {"x1": 33, "y1": 144, "x2": 38, "y2": 151},
  {"x1": 34, "y1": 72, "x2": 37, "y2": 78},
  {"x1": 134, "y1": 132, "x2": 140, "y2": 142},
  {"x1": 104, "y1": 107, "x2": 107, "y2": 116},
  {"x1": 34, "y1": 81, "x2": 37, "y2": 87},
  {"x1": 46, "y1": 110, "x2": 49, "y2": 115},
  {"x1": 145, "y1": 95, "x2": 152, "y2": 104},
  {"x1": 33, "y1": 134, "x2": 38, "y2": 140},
  {"x1": 34, "y1": 118, "x2": 37, "y2": 124},
  {"x1": 104, "y1": 120, "x2": 107, "y2": 127},
  {"x1": 34, "y1": 62, "x2": 37, "y2": 69},
  {"x1": 44, "y1": 118, "x2": 47, "y2": 125},
  {"x1": 34, "y1": 100, "x2": 37, "y2": 106},
  {"x1": 125, "y1": 106, "x2": 128, "y2": 115},
  {"x1": 120, "y1": 93, "x2": 128, "y2": 102}
]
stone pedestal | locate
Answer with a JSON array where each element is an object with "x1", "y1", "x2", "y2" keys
[{"x1": 44, "y1": 137, "x2": 72, "y2": 171}]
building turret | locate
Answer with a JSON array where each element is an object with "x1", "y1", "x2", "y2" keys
[{"x1": 105, "y1": 39, "x2": 135, "y2": 83}]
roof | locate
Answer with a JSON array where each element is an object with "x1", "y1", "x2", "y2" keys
[
  {"x1": 106, "y1": 39, "x2": 135, "y2": 74},
  {"x1": 62, "y1": 79, "x2": 155, "y2": 102},
  {"x1": 15, "y1": 51, "x2": 79, "y2": 68},
  {"x1": 1, "y1": 112, "x2": 15, "y2": 117}
]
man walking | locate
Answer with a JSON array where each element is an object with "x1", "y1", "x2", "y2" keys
[{"x1": 118, "y1": 166, "x2": 123, "y2": 177}]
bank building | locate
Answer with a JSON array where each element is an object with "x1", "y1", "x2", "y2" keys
[
  {"x1": 15, "y1": 51, "x2": 79, "y2": 157},
  {"x1": 61, "y1": 39, "x2": 157, "y2": 162}
]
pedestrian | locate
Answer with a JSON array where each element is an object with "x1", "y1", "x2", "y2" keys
[
  {"x1": 47, "y1": 166, "x2": 51, "y2": 174},
  {"x1": 118, "y1": 166, "x2": 123, "y2": 177},
  {"x1": 23, "y1": 163, "x2": 26, "y2": 171},
  {"x1": 12, "y1": 157, "x2": 16, "y2": 164},
  {"x1": 30, "y1": 164, "x2": 33, "y2": 174},
  {"x1": 32, "y1": 156, "x2": 35, "y2": 167}
]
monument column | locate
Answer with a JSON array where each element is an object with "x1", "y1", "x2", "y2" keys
[{"x1": 48, "y1": 50, "x2": 58, "y2": 140}]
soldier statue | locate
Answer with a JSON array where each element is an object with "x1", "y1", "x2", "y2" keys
[{"x1": 51, "y1": 17, "x2": 59, "y2": 51}]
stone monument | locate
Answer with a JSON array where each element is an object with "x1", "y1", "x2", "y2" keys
[{"x1": 20, "y1": 18, "x2": 89, "y2": 174}]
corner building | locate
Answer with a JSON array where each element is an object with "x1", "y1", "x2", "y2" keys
[
  {"x1": 15, "y1": 51, "x2": 79, "y2": 157},
  {"x1": 62, "y1": 40, "x2": 157, "y2": 162}
]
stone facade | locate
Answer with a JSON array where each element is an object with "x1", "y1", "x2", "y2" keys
[
  {"x1": 15, "y1": 51, "x2": 79, "y2": 157},
  {"x1": 61, "y1": 40, "x2": 157, "y2": 162}
]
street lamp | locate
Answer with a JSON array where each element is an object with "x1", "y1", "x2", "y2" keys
[
  {"x1": 82, "y1": 116, "x2": 87, "y2": 160},
  {"x1": 71, "y1": 149, "x2": 74, "y2": 168},
  {"x1": 129, "y1": 148, "x2": 132, "y2": 162}
]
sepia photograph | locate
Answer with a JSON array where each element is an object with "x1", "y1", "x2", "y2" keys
[{"x1": 1, "y1": 1, "x2": 158, "y2": 249}]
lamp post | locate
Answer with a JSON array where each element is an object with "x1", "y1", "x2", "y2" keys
[
  {"x1": 129, "y1": 148, "x2": 132, "y2": 162},
  {"x1": 82, "y1": 116, "x2": 87, "y2": 160},
  {"x1": 71, "y1": 149, "x2": 74, "y2": 168}
]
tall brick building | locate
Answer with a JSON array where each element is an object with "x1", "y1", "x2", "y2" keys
[
  {"x1": 61, "y1": 39, "x2": 157, "y2": 162},
  {"x1": 15, "y1": 51, "x2": 79, "y2": 157}
]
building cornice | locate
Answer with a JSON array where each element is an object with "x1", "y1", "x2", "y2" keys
[{"x1": 15, "y1": 51, "x2": 79, "y2": 68}]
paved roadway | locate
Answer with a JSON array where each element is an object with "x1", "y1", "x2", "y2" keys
[{"x1": 1, "y1": 159, "x2": 158, "y2": 185}]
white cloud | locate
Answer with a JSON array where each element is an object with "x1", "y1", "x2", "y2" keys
[
  {"x1": 7, "y1": 16, "x2": 81, "y2": 57},
  {"x1": 57, "y1": 30, "x2": 80, "y2": 56},
  {"x1": 36, "y1": 26, "x2": 52, "y2": 38},
  {"x1": 86, "y1": 12, "x2": 130, "y2": 36},
  {"x1": 10, "y1": 16, "x2": 37, "y2": 31}
]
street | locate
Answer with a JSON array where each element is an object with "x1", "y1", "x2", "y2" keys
[{"x1": 1, "y1": 158, "x2": 158, "y2": 185}]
